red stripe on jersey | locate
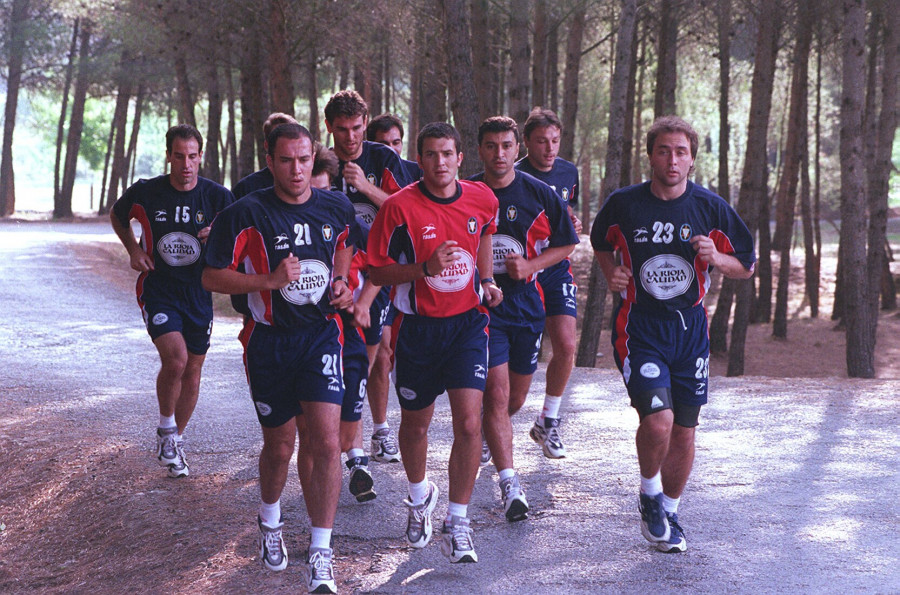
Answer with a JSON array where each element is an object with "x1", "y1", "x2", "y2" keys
[
  {"x1": 233, "y1": 227, "x2": 275, "y2": 325},
  {"x1": 238, "y1": 318, "x2": 256, "y2": 384},
  {"x1": 525, "y1": 210, "x2": 552, "y2": 283},
  {"x1": 605, "y1": 224, "x2": 637, "y2": 302},
  {"x1": 129, "y1": 204, "x2": 154, "y2": 268},
  {"x1": 380, "y1": 169, "x2": 402, "y2": 195},
  {"x1": 614, "y1": 300, "x2": 633, "y2": 366}
]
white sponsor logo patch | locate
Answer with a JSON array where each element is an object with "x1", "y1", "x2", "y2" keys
[
  {"x1": 491, "y1": 234, "x2": 524, "y2": 274},
  {"x1": 255, "y1": 401, "x2": 273, "y2": 416},
  {"x1": 399, "y1": 387, "x2": 417, "y2": 400},
  {"x1": 354, "y1": 203, "x2": 378, "y2": 227},
  {"x1": 639, "y1": 254, "x2": 694, "y2": 300},
  {"x1": 650, "y1": 395, "x2": 665, "y2": 409},
  {"x1": 151, "y1": 313, "x2": 169, "y2": 326},
  {"x1": 640, "y1": 363, "x2": 661, "y2": 378},
  {"x1": 157, "y1": 232, "x2": 201, "y2": 266},
  {"x1": 279, "y1": 260, "x2": 329, "y2": 305},
  {"x1": 425, "y1": 249, "x2": 475, "y2": 293}
]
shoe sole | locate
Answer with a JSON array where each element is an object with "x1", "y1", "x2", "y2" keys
[
  {"x1": 657, "y1": 540, "x2": 687, "y2": 553},
  {"x1": 641, "y1": 521, "x2": 671, "y2": 543},
  {"x1": 371, "y1": 454, "x2": 401, "y2": 463},
  {"x1": 309, "y1": 581, "x2": 337, "y2": 594},
  {"x1": 505, "y1": 499, "x2": 529, "y2": 522},
  {"x1": 441, "y1": 542, "x2": 478, "y2": 563},
  {"x1": 349, "y1": 469, "x2": 376, "y2": 502},
  {"x1": 167, "y1": 466, "x2": 189, "y2": 478}
]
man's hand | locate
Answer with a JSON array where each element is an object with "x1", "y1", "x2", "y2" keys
[
  {"x1": 607, "y1": 264, "x2": 633, "y2": 293},
  {"x1": 691, "y1": 235, "x2": 721, "y2": 267},
  {"x1": 504, "y1": 253, "x2": 532, "y2": 280},
  {"x1": 197, "y1": 226, "x2": 211, "y2": 243},
  {"x1": 270, "y1": 254, "x2": 301, "y2": 289},
  {"x1": 342, "y1": 162, "x2": 373, "y2": 193},
  {"x1": 128, "y1": 249, "x2": 154, "y2": 273},
  {"x1": 329, "y1": 279, "x2": 353, "y2": 310},
  {"x1": 348, "y1": 302, "x2": 371, "y2": 328},
  {"x1": 569, "y1": 211, "x2": 583, "y2": 234},
  {"x1": 482, "y1": 281, "x2": 503, "y2": 307},
  {"x1": 425, "y1": 240, "x2": 461, "y2": 277}
]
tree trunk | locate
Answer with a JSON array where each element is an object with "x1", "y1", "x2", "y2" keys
[
  {"x1": 717, "y1": 0, "x2": 731, "y2": 201},
  {"x1": 103, "y1": 73, "x2": 132, "y2": 215},
  {"x1": 225, "y1": 54, "x2": 239, "y2": 185},
  {"x1": 728, "y1": 0, "x2": 779, "y2": 376},
  {"x1": 58, "y1": 22, "x2": 92, "y2": 219},
  {"x1": 267, "y1": 0, "x2": 294, "y2": 115},
  {"x1": 812, "y1": 25, "x2": 824, "y2": 318},
  {"x1": 548, "y1": 11, "x2": 559, "y2": 112},
  {"x1": 54, "y1": 18, "x2": 79, "y2": 212},
  {"x1": 307, "y1": 57, "x2": 320, "y2": 141},
  {"x1": 205, "y1": 60, "x2": 223, "y2": 183},
  {"x1": 773, "y1": 3, "x2": 812, "y2": 338},
  {"x1": 415, "y1": 3, "x2": 448, "y2": 127},
  {"x1": 532, "y1": 0, "x2": 548, "y2": 108},
  {"x1": 560, "y1": 1, "x2": 586, "y2": 163},
  {"x1": 653, "y1": 0, "x2": 678, "y2": 118},
  {"x1": 124, "y1": 86, "x2": 145, "y2": 189},
  {"x1": 839, "y1": 0, "x2": 872, "y2": 378},
  {"x1": 631, "y1": 20, "x2": 648, "y2": 184},
  {"x1": 621, "y1": 16, "x2": 639, "y2": 188},
  {"x1": 754, "y1": 192, "x2": 772, "y2": 324},
  {"x1": 441, "y1": 0, "x2": 481, "y2": 179},
  {"x1": 577, "y1": 0, "x2": 638, "y2": 368},
  {"x1": 508, "y1": 0, "x2": 532, "y2": 129},
  {"x1": 471, "y1": 0, "x2": 496, "y2": 121},
  {"x1": 174, "y1": 53, "x2": 196, "y2": 127},
  {"x1": 0, "y1": 0, "x2": 30, "y2": 217},
  {"x1": 239, "y1": 36, "x2": 264, "y2": 178}
]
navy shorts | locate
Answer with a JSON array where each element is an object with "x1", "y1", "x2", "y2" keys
[
  {"x1": 537, "y1": 260, "x2": 577, "y2": 318},
  {"x1": 391, "y1": 308, "x2": 489, "y2": 411},
  {"x1": 340, "y1": 326, "x2": 369, "y2": 422},
  {"x1": 137, "y1": 274, "x2": 213, "y2": 355},
  {"x1": 363, "y1": 286, "x2": 392, "y2": 346},
  {"x1": 611, "y1": 302, "x2": 710, "y2": 408},
  {"x1": 488, "y1": 288, "x2": 545, "y2": 375},
  {"x1": 240, "y1": 317, "x2": 345, "y2": 428}
]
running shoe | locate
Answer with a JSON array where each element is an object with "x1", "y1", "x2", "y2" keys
[
  {"x1": 403, "y1": 481, "x2": 439, "y2": 548},
  {"x1": 529, "y1": 417, "x2": 567, "y2": 459},
  {"x1": 346, "y1": 456, "x2": 376, "y2": 502},
  {"x1": 306, "y1": 546, "x2": 337, "y2": 594},
  {"x1": 167, "y1": 437, "x2": 189, "y2": 478},
  {"x1": 370, "y1": 428, "x2": 401, "y2": 463},
  {"x1": 639, "y1": 492, "x2": 671, "y2": 543},
  {"x1": 657, "y1": 512, "x2": 687, "y2": 553},
  {"x1": 440, "y1": 515, "x2": 477, "y2": 563},
  {"x1": 156, "y1": 426, "x2": 178, "y2": 466},
  {"x1": 480, "y1": 437, "x2": 492, "y2": 465},
  {"x1": 500, "y1": 474, "x2": 529, "y2": 522},
  {"x1": 257, "y1": 516, "x2": 288, "y2": 571}
]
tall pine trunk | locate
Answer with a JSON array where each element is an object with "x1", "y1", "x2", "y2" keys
[
  {"x1": 0, "y1": 0, "x2": 30, "y2": 216},
  {"x1": 58, "y1": 22, "x2": 92, "y2": 219}
]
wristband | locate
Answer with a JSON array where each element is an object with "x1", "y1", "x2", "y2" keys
[
  {"x1": 422, "y1": 261, "x2": 434, "y2": 277},
  {"x1": 480, "y1": 277, "x2": 496, "y2": 285},
  {"x1": 331, "y1": 276, "x2": 347, "y2": 286}
]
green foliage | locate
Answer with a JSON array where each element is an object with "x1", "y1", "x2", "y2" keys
[{"x1": 26, "y1": 91, "x2": 110, "y2": 171}]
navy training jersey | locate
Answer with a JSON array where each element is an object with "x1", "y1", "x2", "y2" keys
[
  {"x1": 516, "y1": 156, "x2": 579, "y2": 207},
  {"x1": 204, "y1": 187, "x2": 360, "y2": 327},
  {"x1": 331, "y1": 140, "x2": 410, "y2": 226},
  {"x1": 112, "y1": 175, "x2": 235, "y2": 286},
  {"x1": 468, "y1": 171, "x2": 579, "y2": 294},
  {"x1": 401, "y1": 158, "x2": 423, "y2": 183},
  {"x1": 232, "y1": 167, "x2": 274, "y2": 199},
  {"x1": 590, "y1": 181, "x2": 756, "y2": 313}
]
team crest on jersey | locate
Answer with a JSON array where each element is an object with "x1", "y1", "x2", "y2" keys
[
  {"x1": 467, "y1": 217, "x2": 478, "y2": 234},
  {"x1": 561, "y1": 187, "x2": 570, "y2": 202},
  {"x1": 322, "y1": 224, "x2": 334, "y2": 242},
  {"x1": 155, "y1": 209, "x2": 167, "y2": 222},
  {"x1": 680, "y1": 224, "x2": 692, "y2": 241},
  {"x1": 195, "y1": 210, "x2": 205, "y2": 225},
  {"x1": 157, "y1": 232, "x2": 201, "y2": 266},
  {"x1": 280, "y1": 259, "x2": 330, "y2": 305},
  {"x1": 506, "y1": 205, "x2": 518, "y2": 221},
  {"x1": 366, "y1": 173, "x2": 377, "y2": 185}
]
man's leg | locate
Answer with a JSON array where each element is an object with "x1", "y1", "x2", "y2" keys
[
  {"x1": 298, "y1": 401, "x2": 343, "y2": 531},
  {"x1": 657, "y1": 423, "x2": 694, "y2": 553},
  {"x1": 152, "y1": 332, "x2": 202, "y2": 476},
  {"x1": 398, "y1": 403, "x2": 439, "y2": 548},
  {"x1": 635, "y1": 408, "x2": 674, "y2": 544},
  {"x1": 441, "y1": 387, "x2": 483, "y2": 563},
  {"x1": 343, "y1": 419, "x2": 376, "y2": 503},
  {"x1": 174, "y1": 352, "x2": 205, "y2": 433},
  {"x1": 369, "y1": 328, "x2": 401, "y2": 463},
  {"x1": 540, "y1": 314, "x2": 576, "y2": 406},
  {"x1": 257, "y1": 418, "x2": 298, "y2": 572},
  {"x1": 153, "y1": 332, "x2": 190, "y2": 420},
  {"x1": 485, "y1": 367, "x2": 530, "y2": 522}
]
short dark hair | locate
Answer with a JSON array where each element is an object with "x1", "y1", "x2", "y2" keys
[
  {"x1": 367, "y1": 113, "x2": 404, "y2": 141},
  {"x1": 266, "y1": 123, "x2": 313, "y2": 157},
  {"x1": 324, "y1": 90, "x2": 368, "y2": 124},
  {"x1": 166, "y1": 124, "x2": 203, "y2": 153},
  {"x1": 263, "y1": 112, "x2": 298, "y2": 139},
  {"x1": 416, "y1": 122, "x2": 461, "y2": 156},
  {"x1": 312, "y1": 141, "x2": 339, "y2": 180},
  {"x1": 523, "y1": 107, "x2": 562, "y2": 140},
  {"x1": 478, "y1": 116, "x2": 519, "y2": 145},
  {"x1": 646, "y1": 116, "x2": 699, "y2": 159}
]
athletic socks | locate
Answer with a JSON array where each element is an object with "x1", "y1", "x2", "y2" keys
[
  {"x1": 259, "y1": 500, "x2": 281, "y2": 527},
  {"x1": 445, "y1": 501, "x2": 468, "y2": 524},
  {"x1": 661, "y1": 493, "x2": 680, "y2": 514},
  {"x1": 347, "y1": 447, "x2": 365, "y2": 460},
  {"x1": 640, "y1": 472, "x2": 664, "y2": 496},
  {"x1": 498, "y1": 468, "x2": 516, "y2": 482},
  {"x1": 408, "y1": 478, "x2": 430, "y2": 506},
  {"x1": 373, "y1": 421, "x2": 389, "y2": 432},
  {"x1": 310, "y1": 527, "x2": 332, "y2": 550},
  {"x1": 540, "y1": 395, "x2": 563, "y2": 421},
  {"x1": 159, "y1": 414, "x2": 176, "y2": 429}
]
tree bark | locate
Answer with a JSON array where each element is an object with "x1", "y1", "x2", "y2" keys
[
  {"x1": 532, "y1": 0, "x2": 548, "y2": 108},
  {"x1": 653, "y1": 0, "x2": 678, "y2": 118},
  {"x1": 470, "y1": 0, "x2": 497, "y2": 121},
  {"x1": 54, "y1": 18, "x2": 79, "y2": 213},
  {"x1": 103, "y1": 70, "x2": 132, "y2": 216},
  {"x1": 415, "y1": 2, "x2": 447, "y2": 128},
  {"x1": 58, "y1": 22, "x2": 93, "y2": 219},
  {"x1": 716, "y1": 0, "x2": 731, "y2": 201},
  {"x1": 560, "y1": 1, "x2": 586, "y2": 163},
  {"x1": 307, "y1": 57, "x2": 320, "y2": 141},
  {"x1": 508, "y1": 0, "x2": 532, "y2": 129},
  {"x1": 267, "y1": 0, "x2": 295, "y2": 115},
  {"x1": 839, "y1": 0, "x2": 872, "y2": 378},
  {"x1": 174, "y1": 53, "x2": 196, "y2": 127},
  {"x1": 239, "y1": 36, "x2": 264, "y2": 178},
  {"x1": 0, "y1": 0, "x2": 30, "y2": 216},
  {"x1": 577, "y1": 0, "x2": 638, "y2": 368},
  {"x1": 204, "y1": 59, "x2": 223, "y2": 183},
  {"x1": 441, "y1": 0, "x2": 481, "y2": 179}
]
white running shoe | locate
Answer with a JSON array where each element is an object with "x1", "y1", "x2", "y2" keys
[
  {"x1": 306, "y1": 546, "x2": 337, "y2": 594},
  {"x1": 156, "y1": 426, "x2": 178, "y2": 466},
  {"x1": 500, "y1": 474, "x2": 529, "y2": 522},
  {"x1": 529, "y1": 417, "x2": 567, "y2": 459},
  {"x1": 440, "y1": 515, "x2": 478, "y2": 563},
  {"x1": 167, "y1": 437, "x2": 189, "y2": 478},
  {"x1": 403, "y1": 481, "x2": 439, "y2": 548},
  {"x1": 258, "y1": 516, "x2": 288, "y2": 571},
  {"x1": 370, "y1": 428, "x2": 401, "y2": 463}
]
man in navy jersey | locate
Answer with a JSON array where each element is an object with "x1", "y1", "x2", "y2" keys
[
  {"x1": 591, "y1": 116, "x2": 755, "y2": 554},
  {"x1": 110, "y1": 124, "x2": 234, "y2": 479},
  {"x1": 325, "y1": 91, "x2": 410, "y2": 468},
  {"x1": 515, "y1": 107, "x2": 583, "y2": 460},
  {"x1": 367, "y1": 113, "x2": 423, "y2": 181},
  {"x1": 470, "y1": 116, "x2": 578, "y2": 522},
  {"x1": 203, "y1": 123, "x2": 358, "y2": 593},
  {"x1": 368, "y1": 122, "x2": 502, "y2": 564},
  {"x1": 232, "y1": 112, "x2": 299, "y2": 199}
]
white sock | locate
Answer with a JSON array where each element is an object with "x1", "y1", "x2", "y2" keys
[
  {"x1": 446, "y1": 501, "x2": 467, "y2": 522},
  {"x1": 347, "y1": 448, "x2": 365, "y2": 460},
  {"x1": 640, "y1": 472, "x2": 663, "y2": 496},
  {"x1": 310, "y1": 526, "x2": 332, "y2": 550},
  {"x1": 498, "y1": 468, "x2": 515, "y2": 482},
  {"x1": 541, "y1": 395, "x2": 562, "y2": 420},
  {"x1": 159, "y1": 414, "x2": 176, "y2": 429},
  {"x1": 661, "y1": 493, "x2": 680, "y2": 514},
  {"x1": 259, "y1": 500, "x2": 281, "y2": 526},
  {"x1": 374, "y1": 421, "x2": 389, "y2": 432},
  {"x1": 408, "y1": 478, "x2": 430, "y2": 505}
]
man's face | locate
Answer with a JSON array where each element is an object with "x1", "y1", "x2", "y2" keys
[
  {"x1": 327, "y1": 114, "x2": 366, "y2": 161},
  {"x1": 374, "y1": 126, "x2": 403, "y2": 156},
  {"x1": 418, "y1": 137, "x2": 462, "y2": 193},
  {"x1": 523, "y1": 125, "x2": 561, "y2": 171},
  {"x1": 648, "y1": 131, "x2": 694, "y2": 190},
  {"x1": 478, "y1": 130, "x2": 518, "y2": 180},
  {"x1": 167, "y1": 137, "x2": 202, "y2": 189},
  {"x1": 266, "y1": 136, "x2": 314, "y2": 201}
]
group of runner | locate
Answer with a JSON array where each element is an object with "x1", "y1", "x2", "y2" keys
[{"x1": 111, "y1": 90, "x2": 755, "y2": 594}]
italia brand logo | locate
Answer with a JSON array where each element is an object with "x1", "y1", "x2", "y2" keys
[
  {"x1": 274, "y1": 233, "x2": 290, "y2": 250},
  {"x1": 422, "y1": 223, "x2": 437, "y2": 240},
  {"x1": 506, "y1": 205, "x2": 518, "y2": 221},
  {"x1": 155, "y1": 210, "x2": 167, "y2": 221},
  {"x1": 322, "y1": 224, "x2": 333, "y2": 242},
  {"x1": 680, "y1": 224, "x2": 692, "y2": 241},
  {"x1": 354, "y1": 203, "x2": 377, "y2": 226},
  {"x1": 157, "y1": 232, "x2": 201, "y2": 266},
  {"x1": 279, "y1": 259, "x2": 330, "y2": 305},
  {"x1": 327, "y1": 376, "x2": 341, "y2": 392},
  {"x1": 424, "y1": 249, "x2": 475, "y2": 293},
  {"x1": 467, "y1": 217, "x2": 478, "y2": 234},
  {"x1": 474, "y1": 364, "x2": 486, "y2": 379},
  {"x1": 491, "y1": 234, "x2": 524, "y2": 274},
  {"x1": 633, "y1": 227, "x2": 649, "y2": 243},
  {"x1": 640, "y1": 254, "x2": 694, "y2": 300}
]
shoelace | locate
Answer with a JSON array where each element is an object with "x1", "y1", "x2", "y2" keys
[
  {"x1": 450, "y1": 524, "x2": 474, "y2": 551},
  {"x1": 668, "y1": 515, "x2": 684, "y2": 536},
  {"x1": 545, "y1": 425, "x2": 563, "y2": 447},
  {"x1": 309, "y1": 551, "x2": 333, "y2": 578},
  {"x1": 161, "y1": 435, "x2": 177, "y2": 458},
  {"x1": 264, "y1": 527, "x2": 284, "y2": 556},
  {"x1": 379, "y1": 431, "x2": 398, "y2": 453}
]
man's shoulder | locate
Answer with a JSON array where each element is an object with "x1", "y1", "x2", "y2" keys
[
  {"x1": 362, "y1": 141, "x2": 402, "y2": 164},
  {"x1": 196, "y1": 176, "x2": 233, "y2": 196}
]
